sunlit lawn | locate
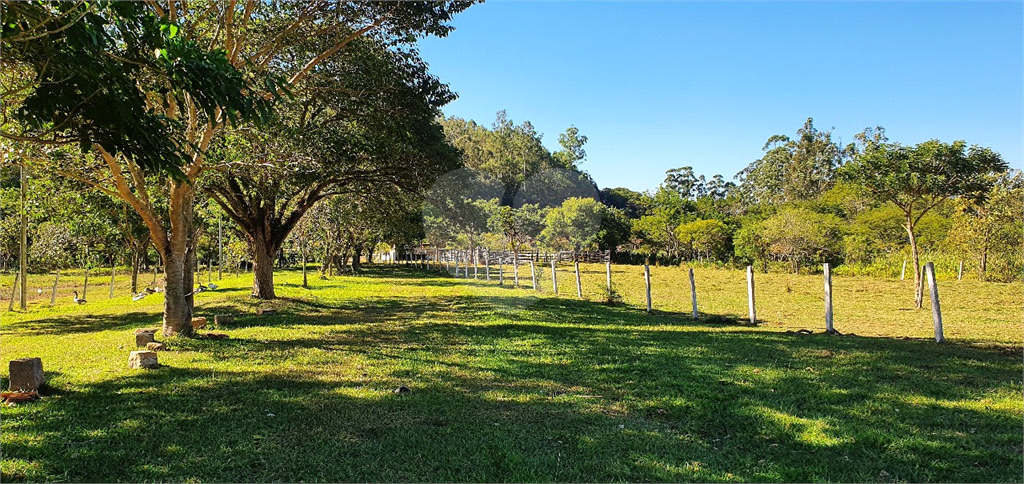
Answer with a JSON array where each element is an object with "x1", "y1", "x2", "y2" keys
[{"x1": 1, "y1": 264, "x2": 1021, "y2": 482}]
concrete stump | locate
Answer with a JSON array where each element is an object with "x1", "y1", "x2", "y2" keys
[
  {"x1": 191, "y1": 317, "x2": 207, "y2": 329},
  {"x1": 135, "y1": 332, "x2": 155, "y2": 347},
  {"x1": 8, "y1": 358, "x2": 44, "y2": 391},
  {"x1": 214, "y1": 315, "x2": 235, "y2": 326},
  {"x1": 128, "y1": 351, "x2": 159, "y2": 369},
  {"x1": 146, "y1": 342, "x2": 166, "y2": 351}
]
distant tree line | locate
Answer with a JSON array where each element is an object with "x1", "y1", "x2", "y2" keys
[{"x1": 420, "y1": 117, "x2": 1018, "y2": 309}]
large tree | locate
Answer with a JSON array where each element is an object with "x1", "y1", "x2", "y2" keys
[
  {"x1": 843, "y1": 139, "x2": 1007, "y2": 307},
  {"x1": 206, "y1": 36, "x2": 461, "y2": 298},
  {"x1": 539, "y1": 197, "x2": 604, "y2": 252},
  {"x1": 737, "y1": 118, "x2": 849, "y2": 206},
  {"x1": 946, "y1": 171, "x2": 1023, "y2": 282},
  {"x1": 4, "y1": 1, "x2": 472, "y2": 333}
]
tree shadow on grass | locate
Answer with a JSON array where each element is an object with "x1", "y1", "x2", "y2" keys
[
  {"x1": 2, "y1": 308, "x2": 1020, "y2": 483},
  {"x1": 1, "y1": 312, "x2": 163, "y2": 336},
  {"x1": 2, "y1": 273, "x2": 1021, "y2": 481}
]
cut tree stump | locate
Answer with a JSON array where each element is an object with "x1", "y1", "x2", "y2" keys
[
  {"x1": 8, "y1": 358, "x2": 44, "y2": 391},
  {"x1": 146, "y1": 342, "x2": 166, "y2": 351},
  {"x1": 191, "y1": 317, "x2": 207, "y2": 329}
]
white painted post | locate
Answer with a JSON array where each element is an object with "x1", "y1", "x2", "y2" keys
[
  {"x1": 746, "y1": 265, "x2": 756, "y2": 324},
  {"x1": 499, "y1": 257, "x2": 504, "y2": 285},
  {"x1": 824, "y1": 263, "x2": 834, "y2": 334},
  {"x1": 688, "y1": 268, "x2": 697, "y2": 319},
  {"x1": 926, "y1": 262, "x2": 944, "y2": 343},
  {"x1": 50, "y1": 269, "x2": 60, "y2": 305},
  {"x1": 109, "y1": 264, "x2": 116, "y2": 299},
  {"x1": 530, "y1": 261, "x2": 537, "y2": 290},
  {"x1": 474, "y1": 252, "x2": 479, "y2": 279},
  {"x1": 513, "y1": 256, "x2": 519, "y2": 288},
  {"x1": 485, "y1": 252, "x2": 491, "y2": 281},
  {"x1": 644, "y1": 264, "x2": 652, "y2": 314},
  {"x1": 900, "y1": 260, "x2": 907, "y2": 280},
  {"x1": 575, "y1": 261, "x2": 582, "y2": 299},
  {"x1": 551, "y1": 261, "x2": 558, "y2": 294},
  {"x1": 446, "y1": 255, "x2": 450, "y2": 273},
  {"x1": 606, "y1": 261, "x2": 613, "y2": 301},
  {"x1": 957, "y1": 260, "x2": 963, "y2": 281}
]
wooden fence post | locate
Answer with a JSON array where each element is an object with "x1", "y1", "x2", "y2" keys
[
  {"x1": 513, "y1": 256, "x2": 519, "y2": 288},
  {"x1": 499, "y1": 257, "x2": 504, "y2": 285},
  {"x1": 926, "y1": 262, "x2": 944, "y2": 343},
  {"x1": 688, "y1": 268, "x2": 697, "y2": 319},
  {"x1": 474, "y1": 252, "x2": 479, "y2": 279},
  {"x1": 50, "y1": 269, "x2": 60, "y2": 306},
  {"x1": 957, "y1": 260, "x2": 963, "y2": 281},
  {"x1": 575, "y1": 261, "x2": 582, "y2": 299},
  {"x1": 551, "y1": 261, "x2": 558, "y2": 294},
  {"x1": 824, "y1": 263, "x2": 834, "y2": 334},
  {"x1": 83, "y1": 268, "x2": 89, "y2": 299},
  {"x1": 485, "y1": 252, "x2": 491, "y2": 281},
  {"x1": 301, "y1": 240, "x2": 308, "y2": 288},
  {"x1": 109, "y1": 265, "x2": 116, "y2": 299},
  {"x1": 644, "y1": 264, "x2": 652, "y2": 314},
  {"x1": 606, "y1": 261, "x2": 613, "y2": 301},
  {"x1": 8, "y1": 272, "x2": 20, "y2": 311},
  {"x1": 530, "y1": 261, "x2": 537, "y2": 290},
  {"x1": 900, "y1": 260, "x2": 907, "y2": 280},
  {"x1": 152, "y1": 264, "x2": 157, "y2": 286},
  {"x1": 746, "y1": 265, "x2": 756, "y2": 324}
]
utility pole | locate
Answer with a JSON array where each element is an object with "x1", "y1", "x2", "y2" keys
[{"x1": 19, "y1": 162, "x2": 27, "y2": 310}]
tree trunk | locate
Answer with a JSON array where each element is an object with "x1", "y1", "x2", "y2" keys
[
  {"x1": 979, "y1": 247, "x2": 988, "y2": 282},
  {"x1": 320, "y1": 241, "x2": 334, "y2": 279},
  {"x1": 366, "y1": 246, "x2": 375, "y2": 266},
  {"x1": 250, "y1": 235, "x2": 277, "y2": 300},
  {"x1": 131, "y1": 254, "x2": 140, "y2": 295},
  {"x1": 160, "y1": 235, "x2": 193, "y2": 337},
  {"x1": 905, "y1": 216, "x2": 923, "y2": 309},
  {"x1": 130, "y1": 241, "x2": 147, "y2": 294},
  {"x1": 352, "y1": 244, "x2": 363, "y2": 272}
]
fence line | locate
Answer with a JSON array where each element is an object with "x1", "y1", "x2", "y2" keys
[{"x1": 391, "y1": 251, "x2": 953, "y2": 344}]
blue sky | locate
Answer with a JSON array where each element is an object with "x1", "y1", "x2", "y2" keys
[{"x1": 417, "y1": 1, "x2": 1023, "y2": 193}]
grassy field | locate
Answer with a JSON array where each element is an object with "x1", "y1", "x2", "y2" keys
[{"x1": 1, "y1": 264, "x2": 1021, "y2": 482}]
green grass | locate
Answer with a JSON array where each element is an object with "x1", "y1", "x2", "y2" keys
[{"x1": 1, "y1": 265, "x2": 1021, "y2": 482}]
